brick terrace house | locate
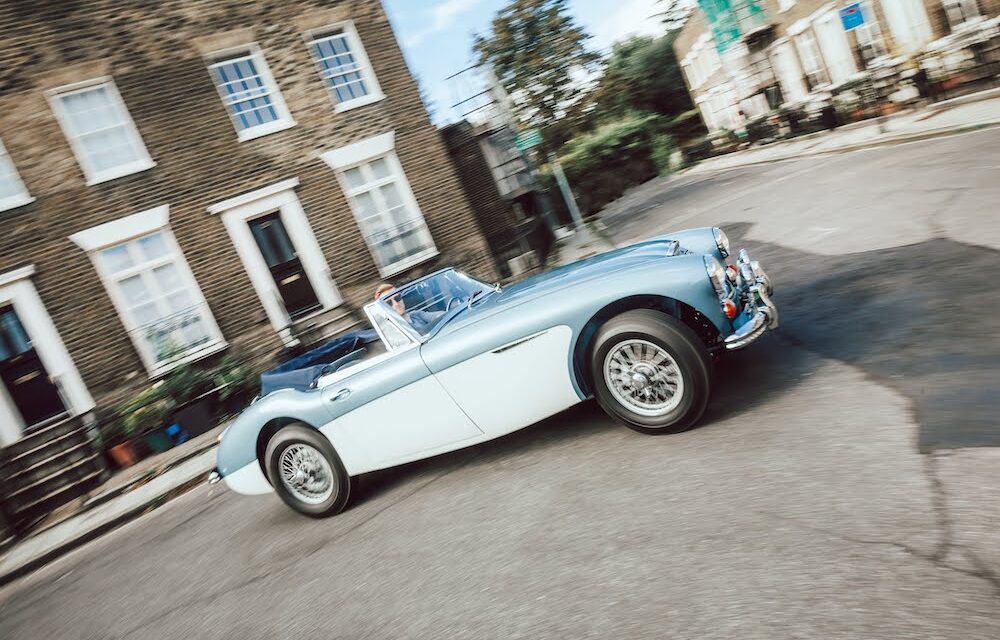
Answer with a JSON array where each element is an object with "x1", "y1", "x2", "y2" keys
[
  {"x1": 675, "y1": 0, "x2": 1000, "y2": 132},
  {"x1": 0, "y1": 0, "x2": 495, "y2": 525}
]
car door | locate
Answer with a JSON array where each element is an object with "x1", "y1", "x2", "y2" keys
[
  {"x1": 425, "y1": 319, "x2": 581, "y2": 438},
  {"x1": 318, "y1": 306, "x2": 482, "y2": 471}
]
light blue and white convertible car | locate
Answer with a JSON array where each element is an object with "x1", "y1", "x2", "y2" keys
[{"x1": 210, "y1": 227, "x2": 777, "y2": 516}]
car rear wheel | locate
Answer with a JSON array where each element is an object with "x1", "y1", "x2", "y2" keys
[
  {"x1": 590, "y1": 309, "x2": 711, "y2": 434},
  {"x1": 264, "y1": 424, "x2": 350, "y2": 517}
]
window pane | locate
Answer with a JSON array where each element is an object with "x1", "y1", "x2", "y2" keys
[
  {"x1": 352, "y1": 190, "x2": 379, "y2": 219},
  {"x1": 379, "y1": 182, "x2": 404, "y2": 209},
  {"x1": 119, "y1": 274, "x2": 152, "y2": 306},
  {"x1": 131, "y1": 301, "x2": 161, "y2": 327},
  {"x1": 0, "y1": 145, "x2": 27, "y2": 201},
  {"x1": 139, "y1": 233, "x2": 169, "y2": 261},
  {"x1": 342, "y1": 166, "x2": 365, "y2": 189},
  {"x1": 310, "y1": 31, "x2": 371, "y2": 104},
  {"x1": 101, "y1": 245, "x2": 134, "y2": 273},
  {"x1": 153, "y1": 263, "x2": 184, "y2": 293},
  {"x1": 369, "y1": 157, "x2": 390, "y2": 180},
  {"x1": 211, "y1": 53, "x2": 281, "y2": 132},
  {"x1": 78, "y1": 126, "x2": 140, "y2": 172}
]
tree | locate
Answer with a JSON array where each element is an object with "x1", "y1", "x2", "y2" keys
[
  {"x1": 473, "y1": 0, "x2": 600, "y2": 144},
  {"x1": 591, "y1": 32, "x2": 694, "y2": 122},
  {"x1": 657, "y1": 0, "x2": 693, "y2": 31}
]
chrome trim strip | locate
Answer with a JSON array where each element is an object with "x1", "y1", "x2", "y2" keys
[{"x1": 491, "y1": 330, "x2": 549, "y2": 354}]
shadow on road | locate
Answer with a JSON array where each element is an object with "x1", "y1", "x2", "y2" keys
[{"x1": 724, "y1": 222, "x2": 1000, "y2": 451}]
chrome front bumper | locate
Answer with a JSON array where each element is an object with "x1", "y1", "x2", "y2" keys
[{"x1": 724, "y1": 249, "x2": 779, "y2": 351}]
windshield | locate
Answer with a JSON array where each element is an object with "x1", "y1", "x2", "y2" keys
[{"x1": 379, "y1": 270, "x2": 491, "y2": 336}]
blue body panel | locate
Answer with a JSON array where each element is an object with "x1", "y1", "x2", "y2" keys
[{"x1": 216, "y1": 228, "x2": 733, "y2": 478}]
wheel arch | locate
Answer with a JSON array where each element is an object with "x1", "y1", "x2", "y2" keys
[
  {"x1": 572, "y1": 295, "x2": 721, "y2": 396},
  {"x1": 255, "y1": 416, "x2": 324, "y2": 479}
]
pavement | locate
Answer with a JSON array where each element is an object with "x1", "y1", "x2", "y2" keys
[
  {"x1": 0, "y1": 124, "x2": 998, "y2": 638},
  {"x1": 0, "y1": 425, "x2": 223, "y2": 585},
  {"x1": 686, "y1": 88, "x2": 1000, "y2": 174}
]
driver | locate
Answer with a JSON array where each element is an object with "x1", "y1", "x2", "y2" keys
[{"x1": 374, "y1": 283, "x2": 445, "y2": 334}]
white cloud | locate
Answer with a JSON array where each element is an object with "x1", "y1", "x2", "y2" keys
[{"x1": 403, "y1": 0, "x2": 481, "y2": 48}]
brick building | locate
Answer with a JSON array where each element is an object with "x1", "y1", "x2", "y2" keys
[
  {"x1": 0, "y1": 0, "x2": 494, "y2": 522},
  {"x1": 675, "y1": 0, "x2": 1000, "y2": 132}
]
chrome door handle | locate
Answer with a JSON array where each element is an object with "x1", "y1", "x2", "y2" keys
[{"x1": 330, "y1": 388, "x2": 351, "y2": 402}]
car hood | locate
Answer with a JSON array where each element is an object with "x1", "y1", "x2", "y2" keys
[{"x1": 438, "y1": 238, "x2": 679, "y2": 334}]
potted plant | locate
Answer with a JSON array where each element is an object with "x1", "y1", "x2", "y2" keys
[
  {"x1": 163, "y1": 364, "x2": 218, "y2": 438},
  {"x1": 101, "y1": 418, "x2": 141, "y2": 469},
  {"x1": 119, "y1": 386, "x2": 177, "y2": 456},
  {"x1": 213, "y1": 356, "x2": 258, "y2": 416}
]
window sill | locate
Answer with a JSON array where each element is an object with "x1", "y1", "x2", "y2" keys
[
  {"x1": 334, "y1": 92, "x2": 386, "y2": 114},
  {"x1": 236, "y1": 119, "x2": 297, "y2": 142},
  {"x1": 85, "y1": 159, "x2": 157, "y2": 186},
  {"x1": 147, "y1": 340, "x2": 228, "y2": 379},
  {"x1": 378, "y1": 248, "x2": 440, "y2": 279},
  {"x1": 0, "y1": 194, "x2": 35, "y2": 213}
]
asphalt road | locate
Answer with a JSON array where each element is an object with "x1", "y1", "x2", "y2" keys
[{"x1": 1, "y1": 131, "x2": 999, "y2": 639}]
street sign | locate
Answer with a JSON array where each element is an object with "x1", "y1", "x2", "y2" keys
[
  {"x1": 839, "y1": 3, "x2": 865, "y2": 31},
  {"x1": 514, "y1": 128, "x2": 542, "y2": 151}
]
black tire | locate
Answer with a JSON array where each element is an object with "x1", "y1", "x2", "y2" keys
[
  {"x1": 590, "y1": 309, "x2": 711, "y2": 434},
  {"x1": 264, "y1": 424, "x2": 351, "y2": 517}
]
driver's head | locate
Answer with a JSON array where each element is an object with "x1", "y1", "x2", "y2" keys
[{"x1": 374, "y1": 283, "x2": 406, "y2": 315}]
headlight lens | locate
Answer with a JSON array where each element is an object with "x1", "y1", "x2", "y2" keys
[
  {"x1": 704, "y1": 256, "x2": 727, "y2": 297},
  {"x1": 713, "y1": 227, "x2": 730, "y2": 258}
]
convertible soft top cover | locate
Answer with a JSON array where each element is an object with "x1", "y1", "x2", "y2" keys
[{"x1": 260, "y1": 329, "x2": 380, "y2": 396}]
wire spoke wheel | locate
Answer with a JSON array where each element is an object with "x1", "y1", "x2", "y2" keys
[
  {"x1": 603, "y1": 338, "x2": 684, "y2": 417},
  {"x1": 277, "y1": 443, "x2": 335, "y2": 505}
]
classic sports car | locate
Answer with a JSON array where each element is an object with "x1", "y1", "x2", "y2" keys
[{"x1": 210, "y1": 227, "x2": 777, "y2": 516}]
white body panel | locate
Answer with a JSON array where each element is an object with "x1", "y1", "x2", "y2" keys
[
  {"x1": 225, "y1": 462, "x2": 274, "y2": 495},
  {"x1": 434, "y1": 325, "x2": 580, "y2": 437},
  {"x1": 321, "y1": 375, "x2": 483, "y2": 474}
]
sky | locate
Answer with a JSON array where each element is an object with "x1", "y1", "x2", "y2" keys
[{"x1": 382, "y1": 0, "x2": 668, "y2": 123}]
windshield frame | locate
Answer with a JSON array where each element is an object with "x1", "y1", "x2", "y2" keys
[{"x1": 373, "y1": 268, "x2": 494, "y2": 343}]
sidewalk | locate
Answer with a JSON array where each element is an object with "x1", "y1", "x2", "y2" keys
[
  {"x1": 0, "y1": 424, "x2": 223, "y2": 586},
  {"x1": 687, "y1": 88, "x2": 1000, "y2": 174}
]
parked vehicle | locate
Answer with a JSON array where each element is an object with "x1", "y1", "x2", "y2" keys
[{"x1": 210, "y1": 227, "x2": 778, "y2": 516}]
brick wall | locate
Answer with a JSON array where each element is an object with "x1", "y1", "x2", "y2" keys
[{"x1": 0, "y1": 0, "x2": 495, "y2": 410}]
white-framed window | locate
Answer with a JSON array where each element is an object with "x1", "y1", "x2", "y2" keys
[
  {"x1": 338, "y1": 155, "x2": 436, "y2": 276},
  {"x1": 70, "y1": 206, "x2": 225, "y2": 375},
  {"x1": 943, "y1": 0, "x2": 981, "y2": 30},
  {"x1": 879, "y1": 0, "x2": 933, "y2": 52},
  {"x1": 0, "y1": 139, "x2": 33, "y2": 212},
  {"x1": 794, "y1": 30, "x2": 830, "y2": 89},
  {"x1": 853, "y1": 0, "x2": 888, "y2": 66},
  {"x1": 48, "y1": 78, "x2": 155, "y2": 185},
  {"x1": 306, "y1": 22, "x2": 384, "y2": 112},
  {"x1": 207, "y1": 45, "x2": 295, "y2": 141}
]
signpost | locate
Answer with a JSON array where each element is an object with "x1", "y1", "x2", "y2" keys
[
  {"x1": 514, "y1": 128, "x2": 542, "y2": 152},
  {"x1": 839, "y1": 3, "x2": 865, "y2": 31}
]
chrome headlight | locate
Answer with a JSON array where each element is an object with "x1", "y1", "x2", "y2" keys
[
  {"x1": 713, "y1": 227, "x2": 730, "y2": 258},
  {"x1": 704, "y1": 255, "x2": 727, "y2": 297}
]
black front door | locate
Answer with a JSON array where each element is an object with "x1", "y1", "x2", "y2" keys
[
  {"x1": 0, "y1": 305, "x2": 66, "y2": 428},
  {"x1": 248, "y1": 212, "x2": 321, "y2": 319}
]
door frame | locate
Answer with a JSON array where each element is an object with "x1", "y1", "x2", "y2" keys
[
  {"x1": 207, "y1": 178, "x2": 342, "y2": 346},
  {"x1": 0, "y1": 265, "x2": 95, "y2": 445}
]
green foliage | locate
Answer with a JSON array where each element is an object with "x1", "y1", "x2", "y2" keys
[
  {"x1": 555, "y1": 113, "x2": 675, "y2": 214},
  {"x1": 117, "y1": 386, "x2": 176, "y2": 438},
  {"x1": 213, "y1": 356, "x2": 257, "y2": 402},
  {"x1": 158, "y1": 364, "x2": 215, "y2": 406},
  {"x1": 474, "y1": 0, "x2": 600, "y2": 146},
  {"x1": 591, "y1": 33, "x2": 694, "y2": 123}
]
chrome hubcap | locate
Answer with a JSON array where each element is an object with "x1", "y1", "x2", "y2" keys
[
  {"x1": 278, "y1": 443, "x2": 334, "y2": 505},
  {"x1": 603, "y1": 339, "x2": 684, "y2": 417}
]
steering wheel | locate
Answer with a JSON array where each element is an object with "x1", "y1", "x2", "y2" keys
[{"x1": 446, "y1": 296, "x2": 465, "y2": 312}]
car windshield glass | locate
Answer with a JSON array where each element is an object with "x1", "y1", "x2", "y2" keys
[{"x1": 380, "y1": 270, "x2": 490, "y2": 336}]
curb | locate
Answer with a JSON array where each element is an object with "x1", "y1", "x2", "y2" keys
[
  {"x1": 688, "y1": 120, "x2": 1000, "y2": 173},
  {"x1": 0, "y1": 471, "x2": 208, "y2": 588}
]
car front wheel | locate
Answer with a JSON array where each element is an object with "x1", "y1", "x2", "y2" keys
[
  {"x1": 264, "y1": 424, "x2": 351, "y2": 517},
  {"x1": 590, "y1": 309, "x2": 711, "y2": 434}
]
